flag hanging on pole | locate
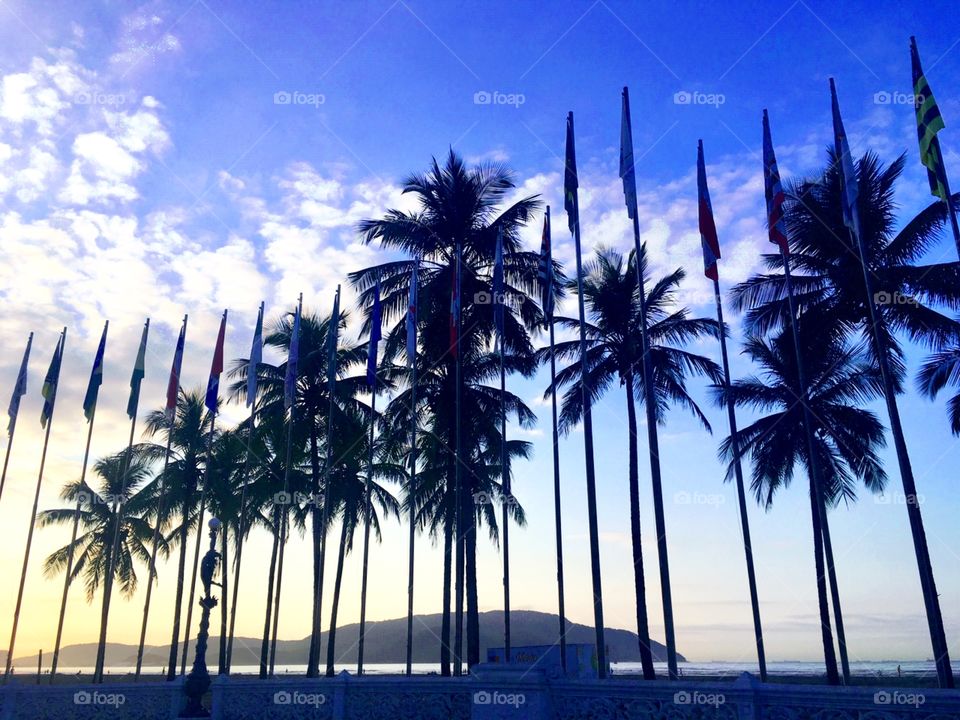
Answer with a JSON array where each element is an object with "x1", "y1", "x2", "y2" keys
[
  {"x1": 830, "y1": 78, "x2": 861, "y2": 237},
  {"x1": 910, "y1": 37, "x2": 948, "y2": 201},
  {"x1": 564, "y1": 113, "x2": 579, "y2": 234},
  {"x1": 367, "y1": 279, "x2": 382, "y2": 388},
  {"x1": 8, "y1": 333, "x2": 33, "y2": 435},
  {"x1": 406, "y1": 265, "x2": 418, "y2": 368},
  {"x1": 285, "y1": 301, "x2": 301, "y2": 411},
  {"x1": 620, "y1": 87, "x2": 638, "y2": 220},
  {"x1": 205, "y1": 311, "x2": 227, "y2": 414},
  {"x1": 328, "y1": 287, "x2": 340, "y2": 395},
  {"x1": 247, "y1": 303, "x2": 263, "y2": 408},
  {"x1": 127, "y1": 321, "x2": 148, "y2": 420},
  {"x1": 493, "y1": 227, "x2": 505, "y2": 345},
  {"x1": 40, "y1": 333, "x2": 64, "y2": 429},
  {"x1": 697, "y1": 140, "x2": 721, "y2": 281},
  {"x1": 538, "y1": 208, "x2": 554, "y2": 319},
  {"x1": 762, "y1": 110, "x2": 790, "y2": 255},
  {"x1": 166, "y1": 318, "x2": 187, "y2": 421},
  {"x1": 83, "y1": 322, "x2": 109, "y2": 422}
]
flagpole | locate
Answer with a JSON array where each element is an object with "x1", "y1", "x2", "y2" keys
[
  {"x1": 137, "y1": 314, "x2": 187, "y2": 680},
  {"x1": 547, "y1": 315, "x2": 568, "y2": 672},
  {"x1": 405, "y1": 268, "x2": 418, "y2": 676},
  {"x1": 0, "y1": 333, "x2": 33, "y2": 506},
  {"x1": 453, "y1": 237, "x2": 465, "y2": 677},
  {"x1": 498, "y1": 319, "x2": 511, "y2": 658},
  {"x1": 226, "y1": 302, "x2": 263, "y2": 674},
  {"x1": 4, "y1": 327, "x2": 66, "y2": 682},
  {"x1": 320, "y1": 285, "x2": 341, "y2": 678},
  {"x1": 566, "y1": 111, "x2": 607, "y2": 679},
  {"x1": 356, "y1": 383, "x2": 376, "y2": 675}
]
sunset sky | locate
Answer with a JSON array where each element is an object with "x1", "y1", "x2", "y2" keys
[{"x1": 0, "y1": 0, "x2": 958, "y2": 667}]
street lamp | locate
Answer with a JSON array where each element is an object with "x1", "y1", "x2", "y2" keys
[{"x1": 180, "y1": 518, "x2": 221, "y2": 718}]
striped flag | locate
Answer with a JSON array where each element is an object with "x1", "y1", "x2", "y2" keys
[
  {"x1": 83, "y1": 322, "x2": 108, "y2": 422},
  {"x1": 328, "y1": 288, "x2": 340, "y2": 395},
  {"x1": 762, "y1": 110, "x2": 790, "y2": 255},
  {"x1": 285, "y1": 302, "x2": 301, "y2": 411},
  {"x1": 538, "y1": 208, "x2": 554, "y2": 320},
  {"x1": 367, "y1": 279, "x2": 382, "y2": 388},
  {"x1": 40, "y1": 332, "x2": 64, "y2": 429},
  {"x1": 911, "y1": 37, "x2": 948, "y2": 201},
  {"x1": 406, "y1": 264, "x2": 418, "y2": 368},
  {"x1": 205, "y1": 310, "x2": 227, "y2": 414},
  {"x1": 830, "y1": 78, "x2": 861, "y2": 237},
  {"x1": 247, "y1": 303, "x2": 263, "y2": 408},
  {"x1": 7, "y1": 333, "x2": 33, "y2": 434},
  {"x1": 564, "y1": 112, "x2": 579, "y2": 235},
  {"x1": 166, "y1": 318, "x2": 187, "y2": 421},
  {"x1": 493, "y1": 227, "x2": 505, "y2": 344},
  {"x1": 127, "y1": 320, "x2": 148, "y2": 420},
  {"x1": 697, "y1": 140, "x2": 721, "y2": 281},
  {"x1": 620, "y1": 87, "x2": 638, "y2": 220}
]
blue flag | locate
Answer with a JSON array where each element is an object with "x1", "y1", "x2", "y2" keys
[
  {"x1": 205, "y1": 310, "x2": 227, "y2": 414},
  {"x1": 83, "y1": 322, "x2": 109, "y2": 422},
  {"x1": 830, "y1": 78, "x2": 860, "y2": 237},
  {"x1": 493, "y1": 227, "x2": 505, "y2": 344},
  {"x1": 367, "y1": 279, "x2": 382, "y2": 388},
  {"x1": 7, "y1": 333, "x2": 32, "y2": 434},
  {"x1": 284, "y1": 302, "x2": 301, "y2": 411},
  {"x1": 247, "y1": 303, "x2": 263, "y2": 408},
  {"x1": 406, "y1": 263, "x2": 418, "y2": 368}
]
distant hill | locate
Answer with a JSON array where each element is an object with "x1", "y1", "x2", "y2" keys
[{"x1": 11, "y1": 610, "x2": 682, "y2": 669}]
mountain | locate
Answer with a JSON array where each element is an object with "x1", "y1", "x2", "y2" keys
[{"x1": 13, "y1": 610, "x2": 683, "y2": 669}]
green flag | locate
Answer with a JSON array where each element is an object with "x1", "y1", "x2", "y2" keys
[
  {"x1": 127, "y1": 320, "x2": 149, "y2": 419},
  {"x1": 41, "y1": 331, "x2": 65, "y2": 429},
  {"x1": 83, "y1": 322, "x2": 108, "y2": 422},
  {"x1": 911, "y1": 36, "x2": 948, "y2": 201}
]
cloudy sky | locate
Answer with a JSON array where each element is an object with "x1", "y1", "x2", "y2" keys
[{"x1": 0, "y1": 0, "x2": 958, "y2": 669}]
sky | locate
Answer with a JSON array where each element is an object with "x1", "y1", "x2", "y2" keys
[{"x1": 0, "y1": 0, "x2": 958, "y2": 668}]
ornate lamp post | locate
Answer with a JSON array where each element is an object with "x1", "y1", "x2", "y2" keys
[{"x1": 181, "y1": 518, "x2": 221, "y2": 718}]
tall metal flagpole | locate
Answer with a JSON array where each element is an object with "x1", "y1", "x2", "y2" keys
[
  {"x1": 94, "y1": 319, "x2": 148, "y2": 683},
  {"x1": 226, "y1": 302, "x2": 263, "y2": 673},
  {"x1": 493, "y1": 227, "x2": 511, "y2": 658},
  {"x1": 52, "y1": 322, "x2": 108, "y2": 681},
  {"x1": 137, "y1": 315, "x2": 187, "y2": 680},
  {"x1": 320, "y1": 285, "x2": 341, "y2": 678},
  {"x1": 5, "y1": 327, "x2": 66, "y2": 682},
  {"x1": 565, "y1": 112, "x2": 607, "y2": 679},
  {"x1": 0, "y1": 333, "x2": 33, "y2": 506},
  {"x1": 831, "y1": 81, "x2": 953, "y2": 688},
  {"x1": 180, "y1": 309, "x2": 227, "y2": 676},
  {"x1": 453, "y1": 237, "x2": 465, "y2": 676},
  {"x1": 405, "y1": 266, "x2": 418, "y2": 676}
]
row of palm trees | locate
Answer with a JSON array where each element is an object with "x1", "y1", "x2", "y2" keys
[{"x1": 39, "y1": 148, "x2": 959, "y2": 684}]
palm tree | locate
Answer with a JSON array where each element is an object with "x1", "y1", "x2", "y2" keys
[
  {"x1": 351, "y1": 150, "x2": 545, "y2": 669},
  {"x1": 40, "y1": 453, "x2": 166, "y2": 668},
  {"x1": 542, "y1": 245, "x2": 720, "y2": 679},
  {"x1": 918, "y1": 344, "x2": 960, "y2": 434},
  {"x1": 715, "y1": 323, "x2": 887, "y2": 684},
  {"x1": 731, "y1": 151, "x2": 960, "y2": 687}
]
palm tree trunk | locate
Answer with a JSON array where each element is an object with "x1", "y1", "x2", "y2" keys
[
  {"x1": 624, "y1": 376, "x2": 655, "y2": 679},
  {"x1": 325, "y1": 520, "x2": 349, "y2": 677},
  {"x1": 307, "y1": 427, "x2": 323, "y2": 676},
  {"x1": 259, "y1": 510, "x2": 280, "y2": 679},
  {"x1": 440, "y1": 518, "x2": 452, "y2": 677},
  {"x1": 817, "y1": 490, "x2": 850, "y2": 683},
  {"x1": 809, "y1": 480, "x2": 840, "y2": 685},
  {"x1": 465, "y1": 491, "x2": 479, "y2": 668},
  {"x1": 218, "y1": 525, "x2": 228, "y2": 674},
  {"x1": 166, "y1": 510, "x2": 190, "y2": 681}
]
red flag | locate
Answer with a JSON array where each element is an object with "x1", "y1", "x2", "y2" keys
[
  {"x1": 205, "y1": 310, "x2": 227, "y2": 413},
  {"x1": 697, "y1": 140, "x2": 721, "y2": 281}
]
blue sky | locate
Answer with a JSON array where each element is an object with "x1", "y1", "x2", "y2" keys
[{"x1": 0, "y1": 0, "x2": 958, "y2": 666}]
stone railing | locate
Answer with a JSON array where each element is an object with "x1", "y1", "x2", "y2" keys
[{"x1": 2, "y1": 667, "x2": 957, "y2": 719}]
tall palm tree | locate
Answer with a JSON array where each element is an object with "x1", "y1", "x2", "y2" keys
[
  {"x1": 732, "y1": 151, "x2": 960, "y2": 686},
  {"x1": 918, "y1": 344, "x2": 960, "y2": 434},
  {"x1": 351, "y1": 150, "x2": 545, "y2": 669},
  {"x1": 40, "y1": 454, "x2": 165, "y2": 668},
  {"x1": 543, "y1": 245, "x2": 721, "y2": 679},
  {"x1": 716, "y1": 324, "x2": 888, "y2": 683}
]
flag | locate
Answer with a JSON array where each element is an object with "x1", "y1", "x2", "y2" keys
[
  {"x1": 166, "y1": 319, "x2": 187, "y2": 420},
  {"x1": 127, "y1": 320, "x2": 148, "y2": 420},
  {"x1": 762, "y1": 110, "x2": 790, "y2": 255},
  {"x1": 406, "y1": 264, "x2": 418, "y2": 368},
  {"x1": 7, "y1": 333, "x2": 32, "y2": 434},
  {"x1": 285, "y1": 302, "x2": 301, "y2": 411},
  {"x1": 538, "y1": 208, "x2": 554, "y2": 319},
  {"x1": 911, "y1": 37, "x2": 948, "y2": 201},
  {"x1": 205, "y1": 310, "x2": 227, "y2": 414},
  {"x1": 327, "y1": 288, "x2": 340, "y2": 395},
  {"x1": 830, "y1": 78, "x2": 861, "y2": 236},
  {"x1": 449, "y1": 250, "x2": 461, "y2": 357},
  {"x1": 83, "y1": 322, "x2": 108, "y2": 422},
  {"x1": 564, "y1": 112, "x2": 579, "y2": 235},
  {"x1": 367, "y1": 279, "x2": 382, "y2": 388},
  {"x1": 493, "y1": 227, "x2": 505, "y2": 344},
  {"x1": 620, "y1": 87, "x2": 638, "y2": 220},
  {"x1": 247, "y1": 304, "x2": 263, "y2": 408},
  {"x1": 40, "y1": 332, "x2": 64, "y2": 429},
  {"x1": 697, "y1": 140, "x2": 721, "y2": 281}
]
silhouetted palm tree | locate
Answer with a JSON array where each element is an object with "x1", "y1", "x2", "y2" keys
[{"x1": 918, "y1": 344, "x2": 960, "y2": 434}]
